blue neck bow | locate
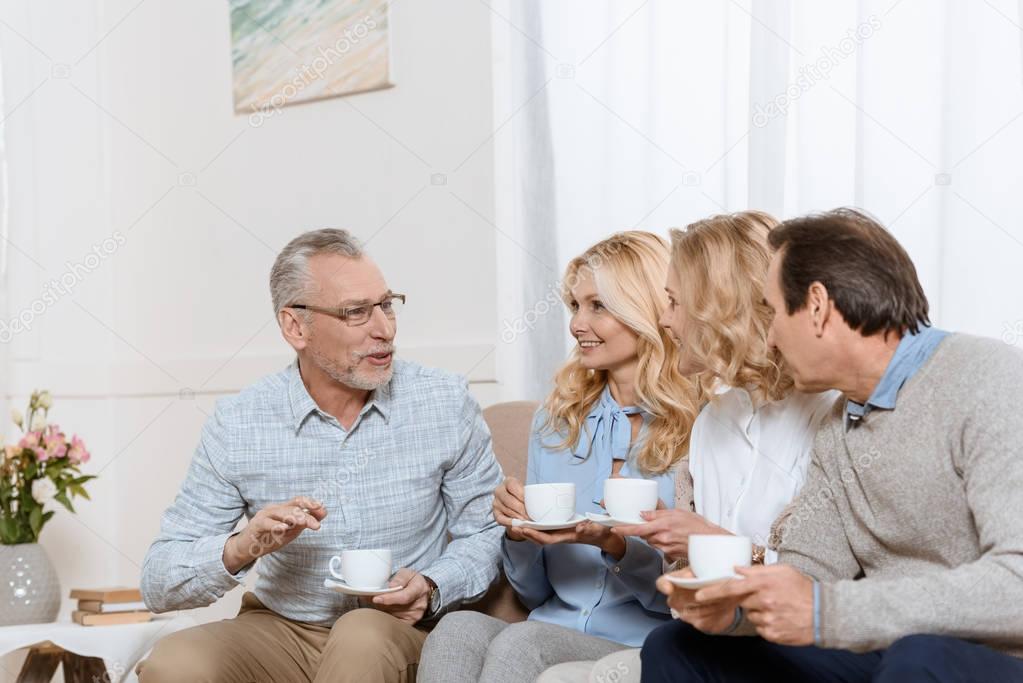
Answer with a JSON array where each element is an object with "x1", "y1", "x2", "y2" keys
[
  {"x1": 572, "y1": 390, "x2": 645, "y2": 461},
  {"x1": 572, "y1": 390, "x2": 645, "y2": 505}
]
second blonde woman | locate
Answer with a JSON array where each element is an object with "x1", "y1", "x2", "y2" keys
[{"x1": 417, "y1": 231, "x2": 698, "y2": 683}]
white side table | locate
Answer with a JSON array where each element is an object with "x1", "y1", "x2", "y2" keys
[{"x1": 0, "y1": 616, "x2": 192, "y2": 683}]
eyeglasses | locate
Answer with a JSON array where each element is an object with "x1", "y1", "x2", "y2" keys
[{"x1": 290, "y1": 293, "x2": 406, "y2": 327}]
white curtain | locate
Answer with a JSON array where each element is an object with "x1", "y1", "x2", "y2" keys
[
  {"x1": 494, "y1": 0, "x2": 1023, "y2": 400},
  {"x1": 492, "y1": 0, "x2": 567, "y2": 402},
  {"x1": 0, "y1": 53, "x2": 10, "y2": 425}
]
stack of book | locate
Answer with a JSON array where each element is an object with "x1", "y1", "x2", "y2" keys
[{"x1": 70, "y1": 587, "x2": 152, "y2": 626}]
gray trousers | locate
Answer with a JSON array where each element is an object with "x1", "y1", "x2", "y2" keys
[
  {"x1": 417, "y1": 611, "x2": 629, "y2": 683},
  {"x1": 537, "y1": 648, "x2": 642, "y2": 683}
]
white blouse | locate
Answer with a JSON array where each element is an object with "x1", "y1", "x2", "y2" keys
[{"x1": 690, "y1": 386, "x2": 839, "y2": 563}]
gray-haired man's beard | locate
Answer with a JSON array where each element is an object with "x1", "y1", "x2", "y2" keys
[{"x1": 310, "y1": 345, "x2": 395, "y2": 391}]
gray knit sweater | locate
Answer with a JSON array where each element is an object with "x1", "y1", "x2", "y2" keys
[{"x1": 770, "y1": 333, "x2": 1023, "y2": 656}]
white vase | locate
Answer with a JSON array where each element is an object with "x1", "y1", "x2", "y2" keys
[{"x1": 0, "y1": 542, "x2": 61, "y2": 626}]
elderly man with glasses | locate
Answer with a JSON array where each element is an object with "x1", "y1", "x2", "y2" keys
[{"x1": 136, "y1": 229, "x2": 504, "y2": 683}]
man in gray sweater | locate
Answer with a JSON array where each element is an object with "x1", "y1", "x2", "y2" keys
[{"x1": 644, "y1": 208, "x2": 1023, "y2": 682}]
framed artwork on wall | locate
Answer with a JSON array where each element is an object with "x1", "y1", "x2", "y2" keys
[{"x1": 229, "y1": 0, "x2": 392, "y2": 115}]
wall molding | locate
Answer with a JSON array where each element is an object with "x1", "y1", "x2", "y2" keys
[{"x1": 6, "y1": 344, "x2": 497, "y2": 399}]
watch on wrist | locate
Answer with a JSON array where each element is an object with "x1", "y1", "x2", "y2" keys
[{"x1": 423, "y1": 575, "x2": 440, "y2": 615}]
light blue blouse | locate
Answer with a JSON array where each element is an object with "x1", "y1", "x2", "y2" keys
[{"x1": 501, "y1": 386, "x2": 676, "y2": 647}]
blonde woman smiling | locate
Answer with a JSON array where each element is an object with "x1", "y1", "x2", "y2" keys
[
  {"x1": 418, "y1": 232, "x2": 698, "y2": 683},
  {"x1": 541, "y1": 212, "x2": 838, "y2": 683}
]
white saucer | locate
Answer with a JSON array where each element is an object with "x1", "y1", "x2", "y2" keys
[
  {"x1": 584, "y1": 512, "x2": 645, "y2": 528},
  {"x1": 664, "y1": 573, "x2": 744, "y2": 589},
  {"x1": 324, "y1": 578, "x2": 405, "y2": 597},
  {"x1": 510, "y1": 513, "x2": 586, "y2": 531}
]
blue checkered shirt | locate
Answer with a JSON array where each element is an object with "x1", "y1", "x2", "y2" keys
[{"x1": 141, "y1": 359, "x2": 504, "y2": 626}]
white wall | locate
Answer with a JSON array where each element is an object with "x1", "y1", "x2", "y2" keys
[{"x1": 0, "y1": 1, "x2": 498, "y2": 675}]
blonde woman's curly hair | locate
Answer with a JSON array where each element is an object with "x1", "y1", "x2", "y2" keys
[
  {"x1": 542, "y1": 231, "x2": 699, "y2": 476},
  {"x1": 669, "y1": 211, "x2": 794, "y2": 404}
]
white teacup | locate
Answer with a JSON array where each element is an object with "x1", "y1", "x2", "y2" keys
[
  {"x1": 524, "y1": 483, "x2": 576, "y2": 524},
  {"x1": 329, "y1": 549, "x2": 392, "y2": 589},
  {"x1": 603, "y1": 478, "x2": 658, "y2": 523},
  {"x1": 688, "y1": 535, "x2": 752, "y2": 579}
]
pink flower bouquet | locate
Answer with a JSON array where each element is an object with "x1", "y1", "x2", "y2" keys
[{"x1": 1, "y1": 391, "x2": 96, "y2": 544}]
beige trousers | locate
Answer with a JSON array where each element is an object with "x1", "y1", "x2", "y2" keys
[{"x1": 136, "y1": 593, "x2": 429, "y2": 682}]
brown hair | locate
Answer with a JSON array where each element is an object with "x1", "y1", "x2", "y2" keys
[{"x1": 767, "y1": 208, "x2": 930, "y2": 337}]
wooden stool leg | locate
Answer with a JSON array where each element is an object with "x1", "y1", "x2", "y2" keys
[
  {"x1": 15, "y1": 647, "x2": 62, "y2": 683},
  {"x1": 61, "y1": 651, "x2": 110, "y2": 683}
]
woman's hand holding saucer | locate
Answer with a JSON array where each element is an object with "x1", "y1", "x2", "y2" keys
[
  {"x1": 612, "y1": 509, "x2": 726, "y2": 563},
  {"x1": 519, "y1": 520, "x2": 627, "y2": 560}
]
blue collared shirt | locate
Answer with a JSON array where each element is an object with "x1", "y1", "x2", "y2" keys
[
  {"x1": 845, "y1": 325, "x2": 949, "y2": 426},
  {"x1": 141, "y1": 359, "x2": 504, "y2": 626},
  {"x1": 502, "y1": 386, "x2": 675, "y2": 647},
  {"x1": 812, "y1": 324, "x2": 948, "y2": 642}
]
